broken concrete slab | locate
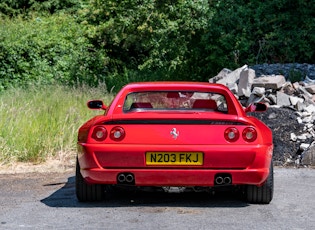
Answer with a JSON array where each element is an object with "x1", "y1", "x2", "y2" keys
[
  {"x1": 238, "y1": 68, "x2": 255, "y2": 97},
  {"x1": 226, "y1": 82, "x2": 238, "y2": 95},
  {"x1": 304, "y1": 104, "x2": 315, "y2": 114},
  {"x1": 282, "y1": 82, "x2": 296, "y2": 95},
  {"x1": 252, "y1": 75, "x2": 286, "y2": 89},
  {"x1": 209, "y1": 68, "x2": 232, "y2": 83},
  {"x1": 304, "y1": 85, "x2": 315, "y2": 94},
  {"x1": 276, "y1": 91, "x2": 291, "y2": 106},
  {"x1": 289, "y1": 96, "x2": 304, "y2": 106},
  {"x1": 216, "y1": 65, "x2": 248, "y2": 86},
  {"x1": 252, "y1": 87, "x2": 265, "y2": 97},
  {"x1": 298, "y1": 86, "x2": 313, "y2": 99}
]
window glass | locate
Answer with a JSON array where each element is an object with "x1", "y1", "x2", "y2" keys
[{"x1": 123, "y1": 91, "x2": 228, "y2": 113}]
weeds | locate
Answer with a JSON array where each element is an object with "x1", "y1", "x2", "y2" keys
[{"x1": 0, "y1": 85, "x2": 113, "y2": 164}]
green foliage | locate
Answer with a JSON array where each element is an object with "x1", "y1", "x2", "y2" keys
[
  {"x1": 79, "y1": 0, "x2": 213, "y2": 89},
  {"x1": 0, "y1": 0, "x2": 82, "y2": 17},
  {"x1": 0, "y1": 0, "x2": 315, "y2": 93},
  {"x1": 205, "y1": 0, "x2": 315, "y2": 68},
  {"x1": 288, "y1": 69, "x2": 304, "y2": 83},
  {"x1": 0, "y1": 14, "x2": 89, "y2": 90}
]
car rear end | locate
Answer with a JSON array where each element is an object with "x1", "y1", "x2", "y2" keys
[{"x1": 76, "y1": 82, "x2": 273, "y2": 203}]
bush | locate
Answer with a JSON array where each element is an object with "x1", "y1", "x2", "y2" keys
[
  {"x1": 0, "y1": 0, "x2": 81, "y2": 17},
  {"x1": 205, "y1": 0, "x2": 315, "y2": 67},
  {"x1": 0, "y1": 0, "x2": 314, "y2": 92},
  {"x1": 79, "y1": 0, "x2": 213, "y2": 87},
  {"x1": 0, "y1": 14, "x2": 90, "y2": 90}
]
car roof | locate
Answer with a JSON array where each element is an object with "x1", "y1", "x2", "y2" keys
[
  {"x1": 107, "y1": 81, "x2": 245, "y2": 116},
  {"x1": 121, "y1": 81, "x2": 229, "y2": 91}
]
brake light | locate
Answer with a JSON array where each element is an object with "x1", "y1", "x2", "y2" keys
[
  {"x1": 110, "y1": 126, "x2": 125, "y2": 141},
  {"x1": 242, "y1": 127, "x2": 257, "y2": 142},
  {"x1": 91, "y1": 126, "x2": 107, "y2": 141},
  {"x1": 224, "y1": 127, "x2": 239, "y2": 142}
]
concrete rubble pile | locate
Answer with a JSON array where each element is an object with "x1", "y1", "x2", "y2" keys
[{"x1": 209, "y1": 64, "x2": 315, "y2": 167}]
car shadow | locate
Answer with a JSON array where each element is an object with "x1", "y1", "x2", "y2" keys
[{"x1": 40, "y1": 176, "x2": 250, "y2": 208}]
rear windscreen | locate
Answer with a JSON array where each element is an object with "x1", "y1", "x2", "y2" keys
[{"x1": 123, "y1": 91, "x2": 228, "y2": 113}]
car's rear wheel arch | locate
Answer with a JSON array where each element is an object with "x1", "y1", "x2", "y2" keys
[
  {"x1": 245, "y1": 160, "x2": 274, "y2": 204},
  {"x1": 75, "y1": 158, "x2": 105, "y2": 202}
]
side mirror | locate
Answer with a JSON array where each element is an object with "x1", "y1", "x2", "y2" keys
[
  {"x1": 87, "y1": 100, "x2": 107, "y2": 110},
  {"x1": 245, "y1": 103, "x2": 267, "y2": 113}
]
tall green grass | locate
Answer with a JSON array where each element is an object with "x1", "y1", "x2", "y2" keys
[{"x1": 0, "y1": 85, "x2": 113, "y2": 163}]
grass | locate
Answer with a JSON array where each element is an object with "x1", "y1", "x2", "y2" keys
[{"x1": 0, "y1": 85, "x2": 114, "y2": 164}]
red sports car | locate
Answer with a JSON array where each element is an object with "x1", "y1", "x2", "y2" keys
[{"x1": 76, "y1": 82, "x2": 273, "y2": 203}]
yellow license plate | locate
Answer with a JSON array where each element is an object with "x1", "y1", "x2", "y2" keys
[{"x1": 146, "y1": 152, "x2": 203, "y2": 165}]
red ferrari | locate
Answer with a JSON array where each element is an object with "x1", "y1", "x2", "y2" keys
[{"x1": 76, "y1": 82, "x2": 273, "y2": 203}]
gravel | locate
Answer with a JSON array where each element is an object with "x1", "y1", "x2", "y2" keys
[{"x1": 250, "y1": 107, "x2": 305, "y2": 166}]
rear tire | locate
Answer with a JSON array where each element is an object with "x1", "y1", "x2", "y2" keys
[
  {"x1": 75, "y1": 159, "x2": 104, "y2": 202},
  {"x1": 246, "y1": 161, "x2": 274, "y2": 204}
]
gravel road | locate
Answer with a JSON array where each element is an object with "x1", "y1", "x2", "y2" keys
[{"x1": 0, "y1": 167, "x2": 314, "y2": 230}]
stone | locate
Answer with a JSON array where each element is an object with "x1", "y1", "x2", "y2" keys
[
  {"x1": 267, "y1": 94, "x2": 277, "y2": 104},
  {"x1": 298, "y1": 86, "x2": 313, "y2": 99},
  {"x1": 305, "y1": 85, "x2": 315, "y2": 94},
  {"x1": 268, "y1": 112, "x2": 277, "y2": 119},
  {"x1": 301, "y1": 144, "x2": 315, "y2": 166},
  {"x1": 216, "y1": 65, "x2": 248, "y2": 86},
  {"x1": 252, "y1": 75, "x2": 286, "y2": 89},
  {"x1": 247, "y1": 94, "x2": 264, "y2": 106},
  {"x1": 276, "y1": 91, "x2": 291, "y2": 106},
  {"x1": 226, "y1": 83, "x2": 238, "y2": 95},
  {"x1": 289, "y1": 96, "x2": 304, "y2": 106},
  {"x1": 297, "y1": 117, "x2": 303, "y2": 124},
  {"x1": 297, "y1": 134, "x2": 308, "y2": 141},
  {"x1": 209, "y1": 68, "x2": 232, "y2": 83},
  {"x1": 252, "y1": 87, "x2": 265, "y2": 97},
  {"x1": 290, "y1": 133, "x2": 297, "y2": 141},
  {"x1": 304, "y1": 104, "x2": 315, "y2": 114},
  {"x1": 282, "y1": 82, "x2": 296, "y2": 95},
  {"x1": 292, "y1": 82, "x2": 301, "y2": 90},
  {"x1": 302, "y1": 116, "x2": 313, "y2": 123},
  {"x1": 296, "y1": 101, "x2": 306, "y2": 111},
  {"x1": 300, "y1": 143, "x2": 310, "y2": 150},
  {"x1": 238, "y1": 68, "x2": 255, "y2": 97}
]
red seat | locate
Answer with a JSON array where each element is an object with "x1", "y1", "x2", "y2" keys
[
  {"x1": 130, "y1": 102, "x2": 153, "y2": 109},
  {"x1": 192, "y1": 99, "x2": 217, "y2": 110}
]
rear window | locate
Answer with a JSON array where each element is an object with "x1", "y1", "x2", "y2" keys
[{"x1": 123, "y1": 91, "x2": 228, "y2": 113}]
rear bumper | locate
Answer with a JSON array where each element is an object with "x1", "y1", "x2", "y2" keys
[
  {"x1": 80, "y1": 167, "x2": 270, "y2": 187},
  {"x1": 77, "y1": 143, "x2": 273, "y2": 187}
]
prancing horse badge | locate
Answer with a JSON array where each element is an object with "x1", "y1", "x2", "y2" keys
[{"x1": 170, "y1": 128, "x2": 179, "y2": 140}]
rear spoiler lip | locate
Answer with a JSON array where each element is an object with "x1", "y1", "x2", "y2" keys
[{"x1": 103, "y1": 119, "x2": 247, "y2": 125}]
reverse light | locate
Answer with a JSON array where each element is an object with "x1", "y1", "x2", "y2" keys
[
  {"x1": 110, "y1": 126, "x2": 125, "y2": 141},
  {"x1": 242, "y1": 127, "x2": 257, "y2": 142},
  {"x1": 91, "y1": 126, "x2": 107, "y2": 141},
  {"x1": 224, "y1": 127, "x2": 239, "y2": 142}
]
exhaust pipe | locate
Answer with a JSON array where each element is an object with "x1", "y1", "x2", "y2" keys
[
  {"x1": 215, "y1": 176, "x2": 224, "y2": 185},
  {"x1": 117, "y1": 173, "x2": 126, "y2": 183},
  {"x1": 214, "y1": 174, "x2": 232, "y2": 185},
  {"x1": 224, "y1": 176, "x2": 232, "y2": 184},
  {"x1": 125, "y1": 174, "x2": 134, "y2": 183},
  {"x1": 117, "y1": 173, "x2": 135, "y2": 184}
]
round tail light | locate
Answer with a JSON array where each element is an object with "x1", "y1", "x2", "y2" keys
[
  {"x1": 242, "y1": 127, "x2": 257, "y2": 142},
  {"x1": 110, "y1": 126, "x2": 125, "y2": 141},
  {"x1": 92, "y1": 126, "x2": 107, "y2": 141},
  {"x1": 224, "y1": 127, "x2": 239, "y2": 142}
]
